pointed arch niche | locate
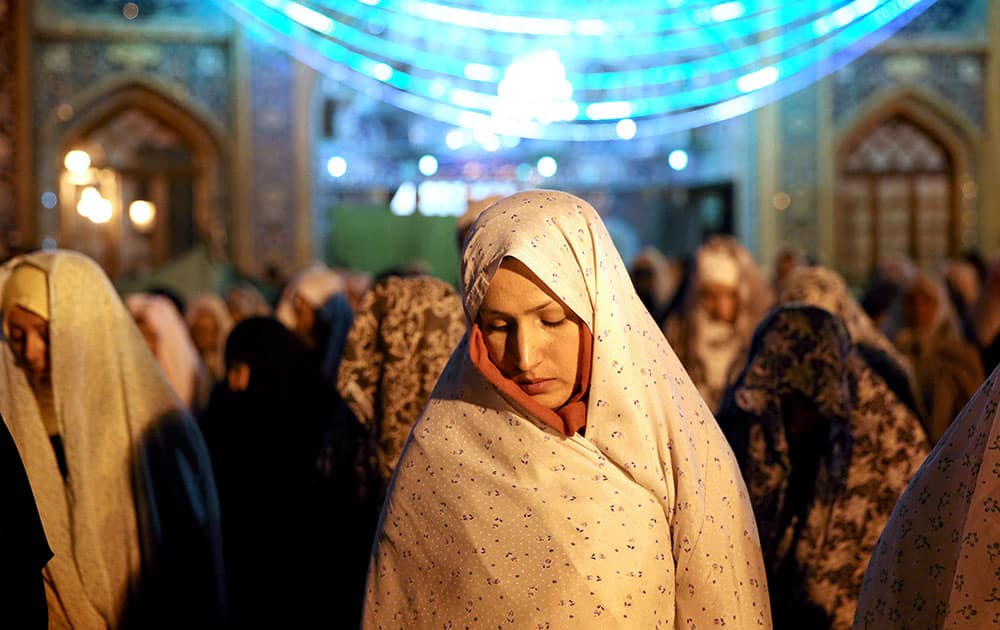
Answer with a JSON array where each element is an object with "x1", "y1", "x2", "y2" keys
[
  {"x1": 834, "y1": 93, "x2": 976, "y2": 285},
  {"x1": 50, "y1": 81, "x2": 227, "y2": 278}
]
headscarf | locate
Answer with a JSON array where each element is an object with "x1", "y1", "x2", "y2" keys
[
  {"x1": 337, "y1": 275, "x2": 466, "y2": 484},
  {"x1": 127, "y1": 293, "x2": 210, "y2": 414},
  {"x1": 854, "y1": 362, "x2": 1000, "y2": 628},
  {"x1": 895, "y1": 274, "x2": 984, "y2": 442},
  {"x1": 2, "y1": 262, "x2": 49, "y2": 336},
  {"x1": 364, "y1": 190, "x2": 770, "y2": 628},
  {"x1": 185, "y1": 293, "x2": 233, "y2": 383},
  {"x1": 224, "y1": 284, "x2": 272, "y2": 323},
  {"x1": 718, "y1": 305, "x2": 929, "y2": 629},
  {"x1": 0, "y1": 250, "x2": 225, "y2": 629},
  {"x1": 275, "y1": 263, "x2": 345, "y2": 332},
  {"x1": 779, "y1": 265, "x2": 922, "y2": 417},
  {"x1": 200, "y1": 316, "x2": 334, "y2": 628},
  {"x1": 664, "y1": 235, "x2": 774, "y2": 411},
  {"x1": 970, "y1": 257, "x2": 1000, "y2": 353}
]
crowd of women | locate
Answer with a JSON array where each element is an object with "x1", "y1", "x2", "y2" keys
[{"x1": 1, "y1": 189, "x2": 999, "y2": 628}]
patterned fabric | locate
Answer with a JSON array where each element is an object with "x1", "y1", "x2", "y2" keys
[
  {"x1": 337, "y1": 275, "x2": 466, "y2": 484},
  {"x1": 0, "y1": 251, "x2": 225, "y2": 629},
  {"x1": 364, "y1": 190, "x2": 771, "y2": 628},
  {"x1": 855, "y1": 363, "x2": 1000, "y2": 629},
  {"x1": 778, "y1": 265, "x2": 923, "y2": 418},
  {"x1": 718, "y1": 305, "x2": 929, "y2": 629}
]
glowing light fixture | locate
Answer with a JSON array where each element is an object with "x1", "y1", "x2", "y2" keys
[
  {"x1": 41, "y1": 192, "x2": 58, "y2": 209},
  {"x1": 537, "y1": 156, "x2": 558, "y2": 178},
  {"x1": 668, "y1": 149, "x2": 689, "y2": 171},
  {"x1": 615, "y1": 118, "x2": 637, "y2": 140},
  {"x1": 64, "y1": 150, "x2": 91, "y2": 174},
  {"x1": 390, "y1": 181, "x2": 417, "y2": 215},
  {"x1": 327, "y1": 156, "x2": 348, "y2": 177},
  {"x1": 418, "y1": 154, "x2": 439, "y2": 176},
  {"x1": 217, "y1": 0, "x2": 938, "y2": 140},
  {"x1": 129, "y1": 200, "x2": 156, "y2": 230},
  {"x1": 445, "y1": 128, "x2": 468, "y2": 149}
]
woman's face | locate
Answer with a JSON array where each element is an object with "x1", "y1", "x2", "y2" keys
[
  {"x1": 6, "y1": 305, "x2": 49, "y2": 378},
  {"x1": 190, "y1": 312, "x2": 220, "y2": 354},
  {"x1": 478, "y1": 258, "x2": 582, "y2": 409},
  {"x1": 291, "y1": 294, "x2": 316, "y2": 344},
  {"x1": 699, "y1": 282, "x2": 740, "y2": 324}
]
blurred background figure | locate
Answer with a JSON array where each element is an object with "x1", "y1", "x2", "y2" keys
[
  {"x1": 0, "y1": 251, "x2": 225, "y2": 629},
  {"x1": 894, "y1": 273, "x2": 983, "y2": 442},
  {"x1": 200, "y1": 316, "x2": 368, "y2": 628},
  {"x1": 276, "y1": 263, "x2": 345, "y2": 348},
  {"x1": 943, "y1": 255, "x2": 983, "y2": 323},
  {"x1": 128, "y1": 292, "x2": 212, "y2": 415},
  {"x1": 772, "y1": 245, "x2": 806, "y2": 294},
  {"x1": 337, "y1": 274, "x2": 466, "y2": 500},
  {"x1": 969, "y1": 257, "x2": 1000, "y2": 374},
  {"x1": 629, "y1": 246, "x2": 680, "y2": 325},
  {"x1": 779, "y1": 265, "x2": 924, "y2": 420},
  {"x1": 859, "y1": 253, "x2": 918, "y2": 333},
  {"x1": 225, "y1": 284, "x2": 273, "y2": 324},
  {"x1": 185, "y1": 293, "x2": 235, "y2": 385},
  {"x1": 717, "y1": 305, "x2": 928, "y2": 630},
  {"x1": 665, "y1": 235, "x2": 773, "y2": 411}
]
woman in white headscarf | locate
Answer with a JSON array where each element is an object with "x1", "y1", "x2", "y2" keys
[
  {"x1": 275, "y1": 263, "x2": 345, "y2": 346},
  {"x1": 364, "y1": 190, "x2": 770, "y2": 628},
  {"x1": 0, "y1": 250, "x2": 225, "y2": 628},
  {"x1": 185, "y1": 293, "x2": 234, "y2": 384},
  {"x1": 664, "y1": 235, "x2": 773, "y2": 412},
  {"x1": 127, "y1": 293, "x2": 212, "y2": 415}
]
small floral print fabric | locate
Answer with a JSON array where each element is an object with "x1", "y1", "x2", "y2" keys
[
  {"x1": 337, "y1": 275, "x2": 467, "y2": 484},
  {"x1": 718, "y1": 305, "x2": 929, "y2": 629},
  {"x1": 854, "y1": 362, "x2": 1000, "y2": 629},
  {"x1": 363, "y1": 190, "x2": 771, "y2": 628}
]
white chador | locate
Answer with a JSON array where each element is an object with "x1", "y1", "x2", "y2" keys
[{"x1": 364, "y1": 191, "x2": 771, "y2": 628}]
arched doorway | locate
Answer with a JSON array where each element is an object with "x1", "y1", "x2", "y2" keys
[
  {"x1": 835, "y1": 97, "x2": 971, "y2": 286},
  {"x1": 53, "y1": 82, "x2": 225, "y2": 278}
]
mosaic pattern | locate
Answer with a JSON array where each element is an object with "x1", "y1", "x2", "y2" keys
[
  {"x1": 249, "y1": 37, "x2": 297, "y2": 275},
  {"x1": 779, "y1": 83, "x2": 819, "y2": 258},
  {"x1": 899, "y1": 0, "x2": 987, "y2": 37},
  {"x1": 833, "y1": 53, "x2": 985, "y2": 130},
  {"x1": 34, "y1": 40, "x2": 230, "y2": 133}
]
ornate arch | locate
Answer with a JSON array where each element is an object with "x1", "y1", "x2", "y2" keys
[
  {"x1": 832, "y1": 88, "x2": 977, "y2": 284},
  {"x1": 38, "y1": 77, "x2": 229, "y2": 274}
]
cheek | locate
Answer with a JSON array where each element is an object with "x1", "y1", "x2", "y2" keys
[
  {"x1": 553, "y1": 326, "x2": 582, "y2": 373},
  {"x1": 483, "y1": 332, "x2": 508, "y2": 365}
]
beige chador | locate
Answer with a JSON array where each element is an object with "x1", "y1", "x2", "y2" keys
[
  {"x1": 0, "y1": 251, "x2": 224, "y2": 629},
  {"x1": 364, "y1": 191, "x2": 771, "y2": 628}
]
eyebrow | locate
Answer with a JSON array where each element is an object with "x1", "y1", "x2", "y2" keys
[{"x1": 480, "y1": 298, "x2": 559, "y2": 318}]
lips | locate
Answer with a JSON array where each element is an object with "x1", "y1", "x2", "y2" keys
[{"x1": 516, "y1": 378, "x2": 557, "y2": 395}]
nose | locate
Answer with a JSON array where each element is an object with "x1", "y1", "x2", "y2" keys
[
  {"x1": 24, "y1": 333, "x2": 46, "y2": 370},
  {"x1": 511, "y1": 324, "x2": 542, "y2": 373}
]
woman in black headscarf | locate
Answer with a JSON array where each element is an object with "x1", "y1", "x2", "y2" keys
[
  {"x1": 200, "y1": 317, "x2": 371, "y2": 627},
  {"x1": 0, "y1": 412, "x2": 51, "y2": 628}
]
